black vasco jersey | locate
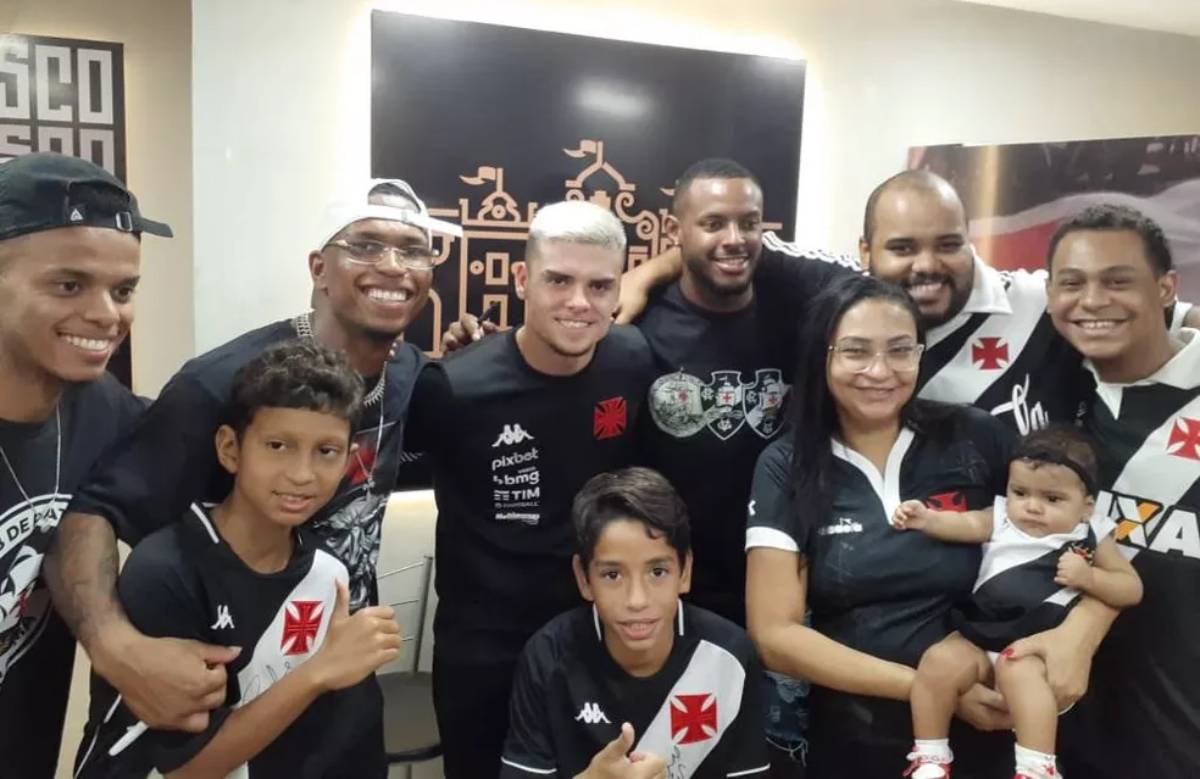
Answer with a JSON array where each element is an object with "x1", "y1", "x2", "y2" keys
[
  {"x1": 746, "y1": 406, "x2": 1013, "y2": 744},
  {"x1": 0, "y1": 375, "x2": 144, "y2": 778},
  {"x1": 1071, "y1": 329, "x2": 1200, "y2": 778},
  {"x1": 501, "y1": 603, "x2": 768, "y2": 779},
  {"x1": 75, "y1": 505, "x2": 385, "y2": 778},
  {"x1": 70, "y1": 315, "x2": 426, "y2": 610},
  {"x1": 637, "y1": 234, "x2": 857, "y2": 625},
  {"x1": 405, "y1": 326, "x2": 656, "y2": 663}
]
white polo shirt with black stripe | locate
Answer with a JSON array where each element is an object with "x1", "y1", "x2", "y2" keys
[{"x1": 500, "y1": 602, "x2": 769, "y2": 778}]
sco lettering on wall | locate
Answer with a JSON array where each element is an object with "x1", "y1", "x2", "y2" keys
[{"x1": 0, "y1": 34, "x2": 126, "y2": 179}]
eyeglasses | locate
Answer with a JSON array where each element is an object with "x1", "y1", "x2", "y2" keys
[
  {"x1": 327, "y1": 239, "x2": 440, "y2": 270},
  {"x1": 828, "y1": 342, "x2": 925, "y2": 373}
]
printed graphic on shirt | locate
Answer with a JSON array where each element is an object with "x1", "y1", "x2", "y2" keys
[
  {"x1": 635, "y1": 640, "x2": 746, "y2": 776},
  {"x1": 593, "y1": 397, "x2": 628, "y2": 441},
  {"x1": 1103, "y1": 394, "x2": 1200, "y2": 562},
  {"x1": 649, "y1": 369, "x2": 788, "y2": 441},
  {"x1": 316, "y1": 420, "x2": 394, "y2": 610},
  {"x1": 919, "y1": 269, "x2": 1057, "y2": 435},
  {"x1": 489, "y1": 421, "x2": 543, "y2": 526},
  {"x1": 236, "y1": 553, "x2": 343, "y2": 705},
  {"x1": 0, "y1": 494, "x2": 68, "y2": 683}
]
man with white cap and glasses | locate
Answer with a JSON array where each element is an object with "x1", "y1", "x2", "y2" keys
[{"x1": 46, "y1": 178, "x2": 461, "y2": 738}]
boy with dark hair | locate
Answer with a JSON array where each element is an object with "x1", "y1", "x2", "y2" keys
[
  {"x1": 501, "y1": 467, "x2": 769, "y2": 779},
  {"x1": 75, "y1": 341, "x2": 401, "y2": 778}
]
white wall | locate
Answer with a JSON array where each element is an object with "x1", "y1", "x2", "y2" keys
[
  {"x1": 191, "y1": 0, "x2": 1200, "y2": 352},
  {"x1": 7, "y1": 0, "x2": 194, "y2": 396}
]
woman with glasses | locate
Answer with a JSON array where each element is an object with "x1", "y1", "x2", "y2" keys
[{"x1": 744, "y1": 274, "x2": 1015, "y2": 778}]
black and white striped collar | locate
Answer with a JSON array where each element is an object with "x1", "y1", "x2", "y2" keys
[
  {"x1": 189, "y1": 502, "x2": 306, "y2": 549},
  {"x1": 190, "y1": 503, "x2": 221, "y2": 544}
]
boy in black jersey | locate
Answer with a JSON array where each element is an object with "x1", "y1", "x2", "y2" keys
[
  {"x1": 502, "y1": 467, "x2": 769, "y2": 779},
  {"x1": 892, "y1": 426, "x2": 1141, "y2": 779},
  {"x1": 75, "y1": 341, "x2": 402, "y2": 778}
]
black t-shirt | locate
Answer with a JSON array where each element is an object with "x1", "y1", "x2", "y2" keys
[
  {"x1": 1068, "y1": 331, "x2": 1200, "y2": 778},
  {"x1": 74, "y1": 505, "x2": 385, "y2": 778},
  {"x1": 405, "y1": 326, "x2": 656, "y2": 664},
  {"x1": 70, "y1": 315, "x2": 427, "y2": 610},
  {"x1": 501, "y1": 603, "x2": 768, "y2": 779},
  {"x1": 636, "y1": 243, "x2": 855, "y2": 626},
  {"x1": 0, "y1": 374, "x2": 144, "y2": 778},
  {"x1": 745, "y1": 406, "x2": 1012, "y2": 748}
]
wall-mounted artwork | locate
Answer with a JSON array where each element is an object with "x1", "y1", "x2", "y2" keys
[{"x1": 372, "y1": 11, "x2": 806, "y2": 353}]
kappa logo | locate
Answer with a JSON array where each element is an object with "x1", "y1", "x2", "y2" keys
[
  {"x1": 210, "y1": 604, "x2": 235, "y2": 630},
  {"x1": 281, "y1": 600, "x2": 324, "y2": 655},
  {"x1": 669, "y1": 693, "x2": 717, "y2": 744},
  {"x1": 492, "y1": 424, "x2": 535, "y2": 448},
  {"x1": 1166, "y1": 417, "x2": 1200, "y2": 461},
  {"x1": 649, "y1": 368, "x2": 788, "y2": 442},
  {"x1": 971, "y1": 337, "x2": 1009, "y2": 371},
  {"x1": 594, "y1": 397, "x2": 627, "y2": 440},
  {"x1": 926, "y1": 491, "x2": 968, "y2": 512},
  {"x1": 574, "y1": 701, "x2": 611, "y2": 724}
]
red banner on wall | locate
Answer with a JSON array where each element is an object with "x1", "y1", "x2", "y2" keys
[{"x1": 909, "y1": 135, "x2": 1200, "y2": 298}]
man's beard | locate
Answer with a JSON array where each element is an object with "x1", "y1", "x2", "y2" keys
[{"x1": 906, "y1": 272, "x2": 971, "y2": 328}]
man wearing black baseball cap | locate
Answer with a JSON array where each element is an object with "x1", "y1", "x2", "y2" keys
[{"x1": 0, "y1": 153, "x2": 172, "y2": 777}]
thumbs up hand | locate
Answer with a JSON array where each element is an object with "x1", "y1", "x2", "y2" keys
[
  {"x1": 306, "y1": 580, "x2": 402, "y2": 692},
  {"x1": 577, "y1": 723, "x2": 667, "y2": 779}
]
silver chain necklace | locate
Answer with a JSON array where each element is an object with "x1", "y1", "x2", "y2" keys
[
  {"x1": 291, "y1": 311, "x2": 387, "y2": 491},
  {"x1": 0, "y1": 404, "x2": 62, "y2": 527},
  {"x1": 291, "y1": 312, "x2": 386, "y2": 407}
]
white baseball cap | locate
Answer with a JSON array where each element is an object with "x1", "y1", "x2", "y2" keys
[{"x1": 315, "y1": 178, "x2": 462, "y2": 249}]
